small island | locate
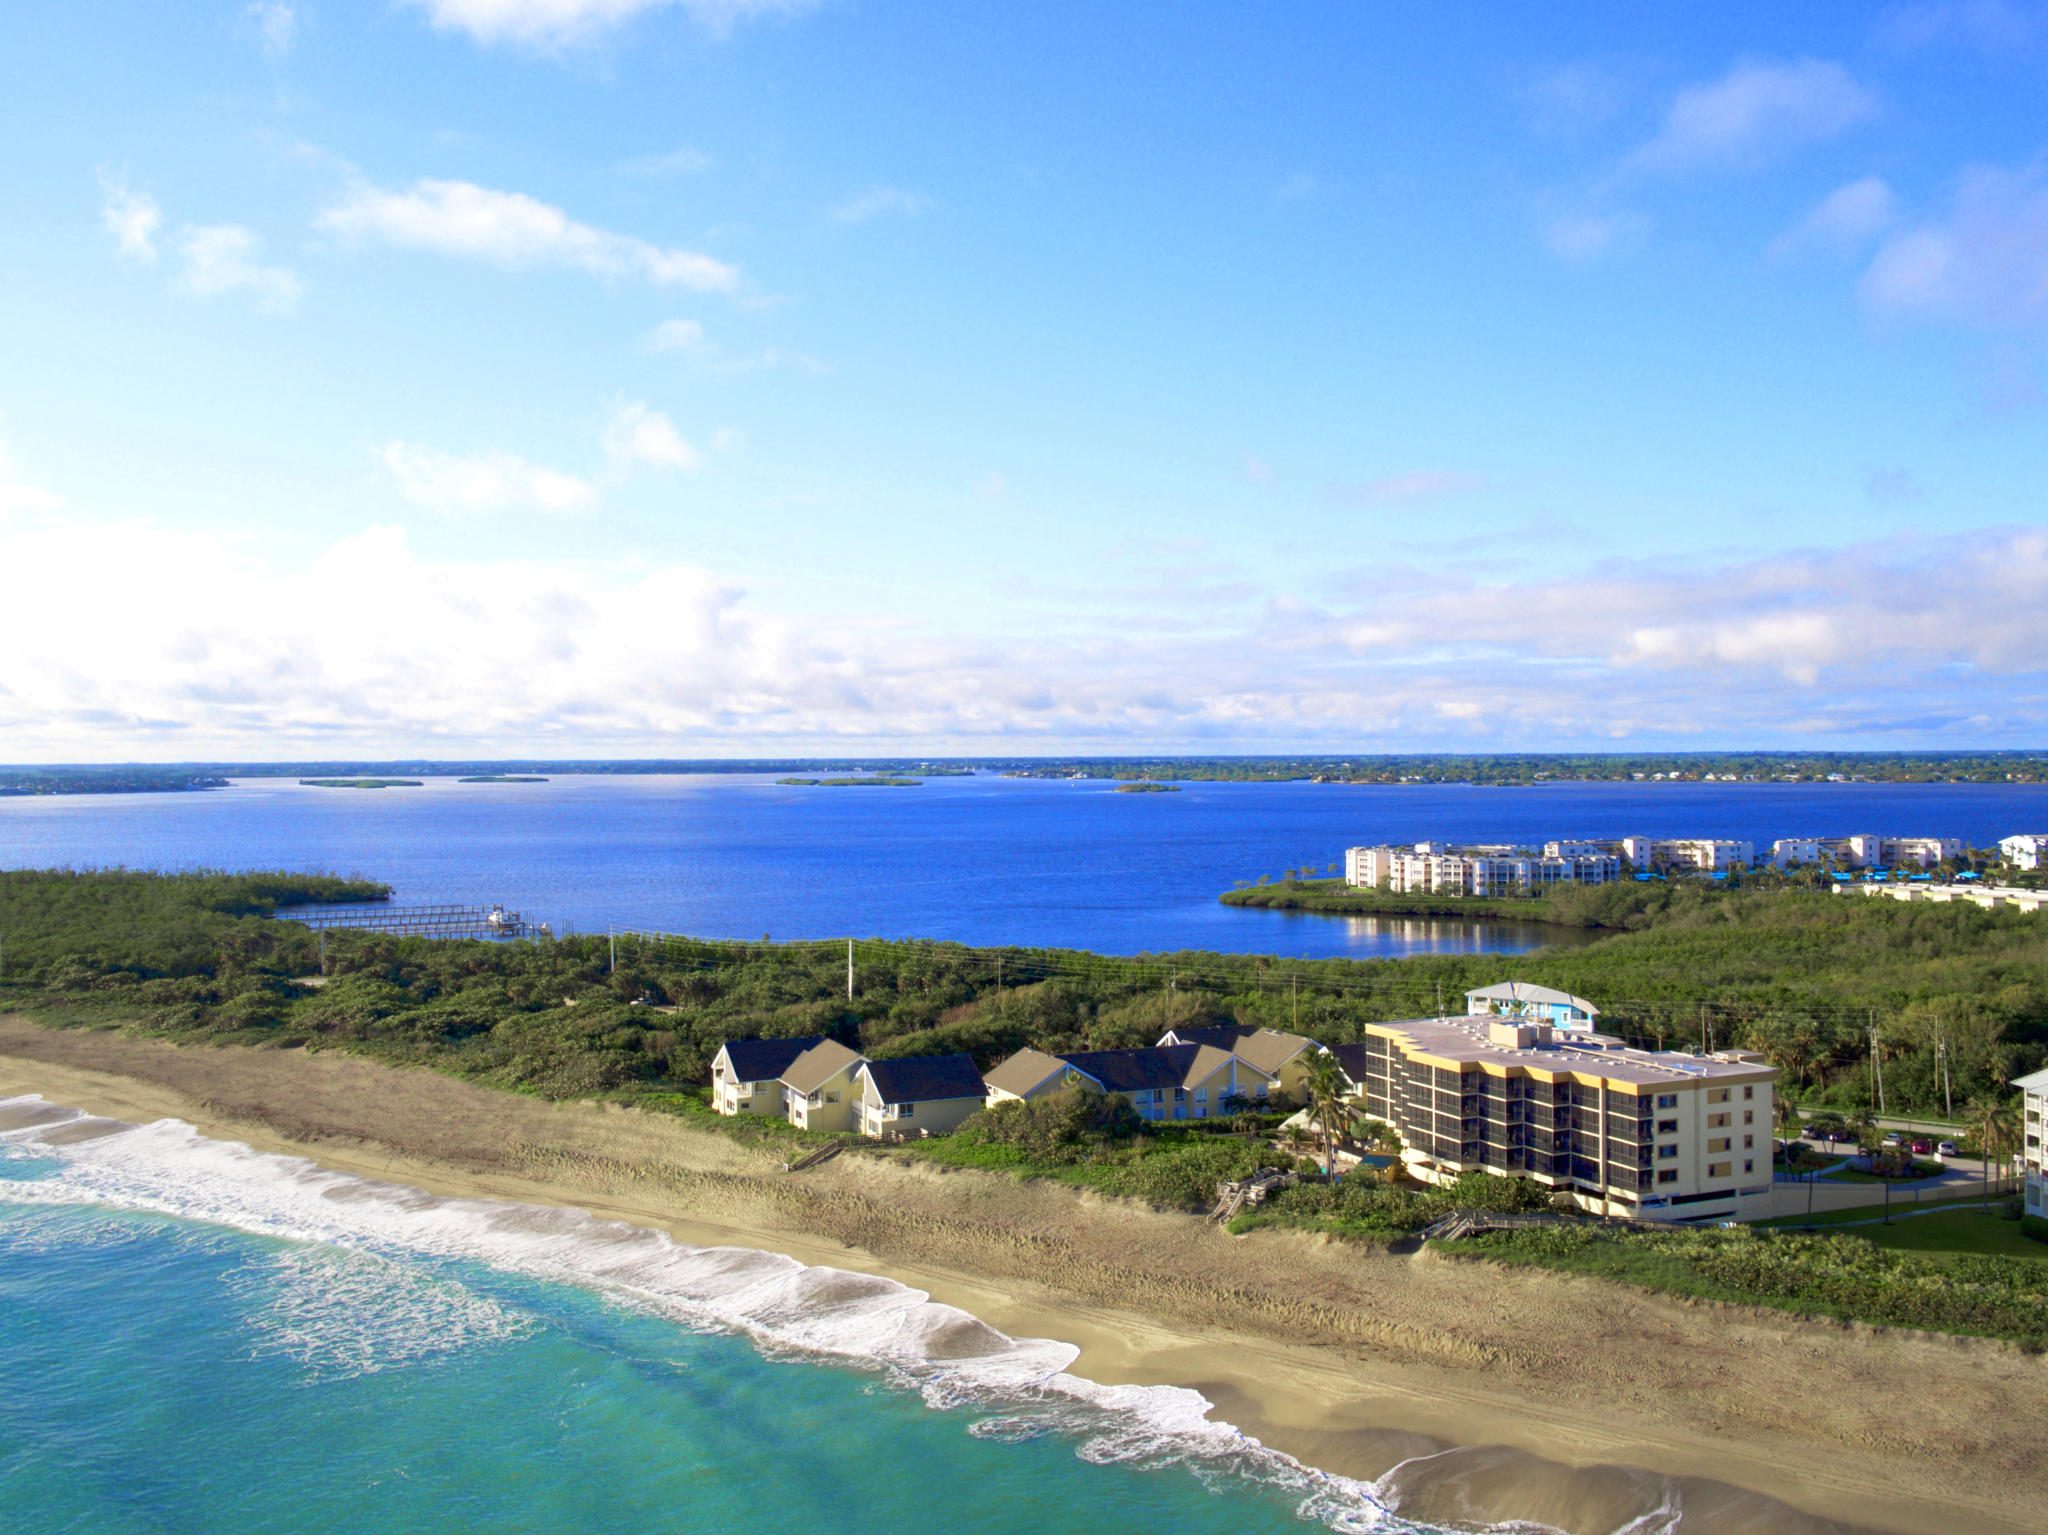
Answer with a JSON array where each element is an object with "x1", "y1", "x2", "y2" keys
[
  {"x1": 776, "y1": 776, "x2": 923, "y2": 787},
  {"x1": 457, "y1": 775, "x2": 550, "y2": 784},
  {"x1": 299, "y1": 778, "x2": 424, "y2": 789},
  {"x1": 1114, "y1": 782, "x2": 1180, "y2": 793}
]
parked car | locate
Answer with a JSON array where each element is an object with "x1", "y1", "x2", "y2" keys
[
  {"x1": 1937, "y1": 1140, "x2": 1958, "y2": 1158},
  {"x1": 1910, "y1": 1139, "x2": 1933, "y2": 1155},
  {"x1": 1882, "y1": 1132, "x2": 1904, "y2": 1148}
]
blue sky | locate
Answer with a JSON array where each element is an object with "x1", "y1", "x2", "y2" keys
[{"x1": 3, "y1": 1, "x2": 2047, "y2": 758}]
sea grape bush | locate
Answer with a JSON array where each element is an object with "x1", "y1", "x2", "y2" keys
[{"x1": 1459, "y1": 1225, "x2": 2048, "y2": 1346}]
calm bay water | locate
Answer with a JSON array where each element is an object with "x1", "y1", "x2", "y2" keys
[{"x1": 4, "y1": 774, "x2": 2046, "y2": 959}]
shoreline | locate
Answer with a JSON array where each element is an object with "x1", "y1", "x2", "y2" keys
[{"x1": 2, "y1": 1017, "x2": 2041, "y2": 1535}]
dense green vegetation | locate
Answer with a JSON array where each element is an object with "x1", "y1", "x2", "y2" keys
[
  {"x1": 1439, "y1": 1223, "x2": 2048, "y2": 1345},
  {"x1": 299, "y1": 779, "x2": 423, "y2": 789},
  {"x1": 1, "y1": 869, "x2": 2041, "y2": 1123},
  {"x1": 1228, "y1": 1168, "x2": 1554, "y2": 1239},
  {"x1": 1112, "y1": 783, "x2": 1179, "y2": 793},
  {"x1": 457, "y1": 775, "x2": 548, "y2": 783},
  {"x1": 0, "y1": 768, "x2": 228, "y2": 796}
]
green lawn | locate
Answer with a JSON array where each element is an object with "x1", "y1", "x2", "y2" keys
[
  {"x1": 1754, "y1": 1190, "x2": 1993, "y2": 1229},
  {"x1": 1851, "y1": 1209, "x2": 2048, "y2": 1261},
  {"x1": 1823, "y1": 1158, "x2": 1944, "y2": 1183}
]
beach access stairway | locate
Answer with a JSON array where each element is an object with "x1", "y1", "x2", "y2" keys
[
  {"x1": 1417, "y1": 1209, "x2": 1658, "y2": 1242},
  {"x1": 1209, "y1": 1167, "x2": 1298, "y2": 1223},
  {"x1": 783, "y1": 1140, "x2": 851, "y2": 1173}
]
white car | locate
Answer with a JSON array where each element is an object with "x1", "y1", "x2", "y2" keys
[{"x1": 1937, "y1": 1140, "x2": 1958, "y2": 1158}]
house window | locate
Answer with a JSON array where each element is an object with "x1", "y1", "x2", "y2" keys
[
  {"x1": 1743, "y1": 1086, "x2": 1754, "y2": 1099},
  {"x1": 1657, "y1": 1119, "x2": 1678, "y2": 1134},
  {"x1": 1173, "y1": 1088, "x2": 1187, "y2": 1103},
  {"x1": 1708, "y1": 1161, "x2": 1732, "y2": 1177},
  {"x1": 1708, "y1": 1138, "x2": 1730, "y2": 1153},
  {"x1": 1657, "y1": 1094, "x2": 1678, "y2": 1109},
  {"x1": 1744, "y1": 1111, "x2": 1753, "y2": 1124},
  {"x1": 1658, "y1": 1145, "x2": 1678, "y2": 1160},
  {"x1": 1744, "y1": 1159, "x2": 1754, "y2": 1173},
  {"x1": 1193, "y1": 1087, "x2": 1207, "y2": 1102},
  {"x1": 1708, "y1": 1088, "x2": 1730, "y2": 1104},
  {"x1": 1657, "y1": 1169, "x2": 1678, "y2": 1184},
  {"x1": 1708, "y1": 1113, "x2": 1730, "y2": 1129},
  {"x1": 901, "y1": 1101, "x2": 914, "y2": 1118},
  {"x1": 1743, "y1": 1134, "x2": 1753, "y2": 1149}
]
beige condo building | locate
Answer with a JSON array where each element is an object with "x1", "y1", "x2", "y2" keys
[{"x1": 1332, "y1": 1015, "x2": 1776, "y2": 1221}]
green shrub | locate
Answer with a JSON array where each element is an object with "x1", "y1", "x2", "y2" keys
[{"x1": 2020, "y1": 1214, "x2": 2048, "y2": 1245}]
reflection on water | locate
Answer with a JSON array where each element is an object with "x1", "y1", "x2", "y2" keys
[{"x1": 1229, "y1": 907, "x2": 1605, "y2": 959}]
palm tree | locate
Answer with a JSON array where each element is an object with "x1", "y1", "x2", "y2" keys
[
  {"x1": 1965, "y1": 1096, "x2": 2019, "y2": 1207},
  {"x1": 1302, "y1": 1057, "x2": 1353, "y2": 1180}
]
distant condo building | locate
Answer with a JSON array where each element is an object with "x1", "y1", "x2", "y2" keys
[
  {"x1": 1330, "y1": 1014, "x2": 1777, "y2": 1221},
  {"x1": 1344, "y1": 842, "x2": 1619, "y2": 895},
  {"x1": 1768, "y1": 835, "x2": 1963, "y2": 869},
  {"x1": 2001, "y1": 834, "x2": 2048, "y2": 871},
  {"x1": 1618, "y1": 837, "x2": 1754, "y2": 872}
]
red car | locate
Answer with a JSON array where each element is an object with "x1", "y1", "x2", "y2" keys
[{"x1": 1909, "y1": 1139, "x2": 1933, "y2": 1155}]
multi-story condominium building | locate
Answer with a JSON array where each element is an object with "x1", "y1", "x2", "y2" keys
[
  {"x1": 854, "y1": 1054, "x2": 987, "y2": 1141},
  {"x1": 2019, "y1": 1069, "x2": 2048, "y2": 1219},
  {"x1": 1619, "y1": 837, "x2": 1755, "y2": 871},
  {"x1": 1819, "y1": 835, "x2": 1964, "y2": 869},
  {"x1": 1344, "y1": 843, "x2": 1619, "y2": 895},
  {"x1": 1156, "y1": 1025, "x2": 1322, "y2": 1097},
  {"x1": 1331, "y1": 1015, "x2": 1776, "y2": 1221},
  {"x1": 1768, "y1": 838, "x2": 1823, "y2": 867},
  {"x1": 1465, "y1": 981, "x2": 1600, "y2": 1032},
  {"x1": 2001, "y1": 833, "x2": 2048, "y2": 871}
]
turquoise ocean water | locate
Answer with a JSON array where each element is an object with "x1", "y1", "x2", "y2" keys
[{"x1": 0, "y1": 1096, "x2": 1459, "y2": 1535}]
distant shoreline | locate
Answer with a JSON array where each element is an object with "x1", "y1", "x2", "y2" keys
[{"x1": 1221, "y1": 879, "x2": 1589, "y2": 927}]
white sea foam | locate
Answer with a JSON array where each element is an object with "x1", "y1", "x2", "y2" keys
[{"x1": 0, "y1": 1094, "x2": 1642, "y2": 1534}]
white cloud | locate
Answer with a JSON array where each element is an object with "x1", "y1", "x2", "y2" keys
[
  {"x1": 4, "y1": 520, "x2": 2048, "y2": 754},
  {"x1": 98, "y1": 173, "x2": 162, "y2": 262},
  {"x1": 643, "y1": 318, "x2": 707, "y2": 353},
  {"x1": 379, "y1": 443, "x2": 601, "y2": 516},
  {"x1": 1769, "y1": 176, "x2": 1898, "y2": 260},
  {"x1": 405, "y1": 0, "x2": 811, "y2": 50},
  {"x1": 1861, "y1": 161, "x2": 2048, "y2": 329},
  {"x1": 318, "y1": 179, "x2": 740, "y2": 292},
  {"x1": 1541, "y1": 211, "x2": 1648, "y2": 262},
  {"x1": 1627, "y1": 59, "x2": 1877, "y2": 175},
  {"x1": 828, "y1": 186, "x2": 928, "y2": 224},
  {"x1": 175, "y1": 226, "x2": 304, "y2": 314},
  {"x1": 615, "y1": 147, "x2": 714, "y2": 178},
  {"x1": 603, "y1": 400, "x2": 701, "y2": 473},
  {"x1": 248, "y1": 2, "x2": 299, "y2": 54}
]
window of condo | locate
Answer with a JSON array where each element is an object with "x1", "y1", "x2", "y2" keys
[
  {"x1": 1657, "y1": 1169, "x2": 1678, "y2": 1184},
  {"x1": 1708, "y1": 1137, "x2": 1730, "y2": 1153},
  {"x1": 1743, "y1": 1134, "x2": 1753, "y2": 1149},
  {"x1": 1707, "y1": 1088, "x2": 1730, "y2": 1104},
  {"x1": 1708, "y1": 1161, "x2": 1732, "y2": 1177},
  {"x1": 901, "y1": 1101, "x2": 914, "y2": 1117},
  {"x1": 1708, "y1": 1113, "x2": 1730, "y2": 1128},
  {"x1": 1744, "y1": 1159, "x2": 1753, "y2": 1173},
  {"x1": 1657, "y1": 1118, "x2": 1678, "y2": 1133},
  {"x1": 1173, "y1": 1087, "x2": 1187, "y2": 1103},
  {"x1": 1656, "y1": 1094, "x2": 1678, "y2": 1109},
  {"x1": 1743, "y1": 1086, "x2": 1754, "y2": 1099},
  {"x1": 1658, "y1": 1145, "x2": 1678, "y2": 1160},
  {"x1": 1744, "y1": 1111, "x2": 1753, "y2": 1124}
]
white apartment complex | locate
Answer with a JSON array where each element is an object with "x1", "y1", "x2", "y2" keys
[
  {"x1": 2001, "y1": 834, "x2": 2048, "y2": 871},
  {"x1": 1345, "y1": 842, "x2": 1620, "y2": 895},
  {"x1": 2020, "y1": 1068, "x2": 2048, "y2": 1218},
  {"x1": 1332, "y1": 1014, "x2": 1777, "y2": 1221},
  {"x1": 1619, "y1": 837, "x2": 1755, "y2": 871},
  {"x1": 1770, "y1": 835, "x2": 1965, "y2": 869}
]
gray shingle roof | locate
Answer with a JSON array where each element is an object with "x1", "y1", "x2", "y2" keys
[
  {"x1": 717, "y1": 1036, "x2": 826, "y2": 1083},
  {"x1": 781, "y1": 1039, "x2": 865, "y2": 1094},
  {"x1": 861, "y1": 1053, "x2": 986, "y2": 1105}
]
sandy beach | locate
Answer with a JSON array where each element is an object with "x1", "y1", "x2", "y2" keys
[{"x1": 3, "y1": 1015, "x2": 2040, "y2": 1535}]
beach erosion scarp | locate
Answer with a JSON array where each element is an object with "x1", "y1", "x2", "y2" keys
[{"x1": 1, "y1": 1016, "x2": 2041, "y2": 1535}]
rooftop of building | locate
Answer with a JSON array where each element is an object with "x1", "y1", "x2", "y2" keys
[
  {"x1": 1465, "y1": 981, "x2": 1600, "y2": 1016},
  {"x1": 859, "y1": 1053, "x2": 986, "y2": 1105},
  {"x1": 716, "y1": 1035, "x2": 826, "y2": 1083},
  {"x1": 1155, "y1": 1025, "x2": 1317, "y2": 1075},
  {"x1": 1363, "y1": 1014, "x2": 1774, "y2": 1088}
]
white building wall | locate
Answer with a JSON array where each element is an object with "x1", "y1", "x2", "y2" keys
[{"x1": 2001, "y1": 834, "x2": 2048, "y2": 872}]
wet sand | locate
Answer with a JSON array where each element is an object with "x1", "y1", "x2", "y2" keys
[{"x1": 2, "y1": 1016, "x2": 2040, "y2": 1535}]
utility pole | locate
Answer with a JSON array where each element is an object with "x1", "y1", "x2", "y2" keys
[
  {"x1": 1292, "y1": 976, "x2": 1299, "y2": 1030},
  {"x1": 1938, "y1": 1036, "x2": 1953, "y2": 1121},
  {"x1": 1869, "y1": 1024, "x2": 1885, "y2": 1116},
  {"x1": 846, "y1": 938, "x2": 854, "y2": 1002}
]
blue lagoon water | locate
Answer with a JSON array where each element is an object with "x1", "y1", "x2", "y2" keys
[
  {"x1": 0, "y1": 1095, "x2": 1417, "y2": 1535},
  {"x1": 4, "y1": 774, "x2": 2044, "y2": 960}
]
